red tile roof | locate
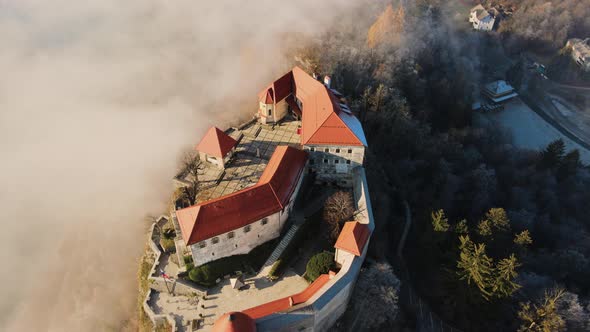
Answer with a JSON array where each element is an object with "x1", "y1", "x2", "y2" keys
[
  {"x1": 264, "y1": 89, "x2": 274, "y2": 104},
  {"x1": 242, "y1": 273, "x2": 332, "y2": 319},
  {"x1": 259, "y1": 67, "x2": 366, "y2": 146},
  {"x1": 195, "y1": 127, "x2": 238, "y2": 159},
  {"x1": 334, "y1": 221, "x2": 370, "y2": 256},
  {"x1": 212, "y1": 312, "x2": 256, "y2": 332},
  {"x1": 285, "y1": 96, "x2": 301, "y2": 117},
  {"x1": 177, "y1": 146, "x2": 307, "y2": 245}
]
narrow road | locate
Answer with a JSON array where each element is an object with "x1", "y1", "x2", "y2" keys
[{"x1": 554, "y1": 82, "x2": 590, "y2": 91}]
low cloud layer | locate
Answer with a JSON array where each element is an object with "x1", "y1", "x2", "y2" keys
[{"x1": 0, "y1": 1, "x2": 361, "y2": 330}]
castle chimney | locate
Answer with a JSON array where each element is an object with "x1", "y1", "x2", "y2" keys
[{"x1": 323, "y1": 75, "x2": 331, "y2": 88}]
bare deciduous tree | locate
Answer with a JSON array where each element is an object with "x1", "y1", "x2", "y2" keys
[
  {"x1": 323, "y1": 191, "x2": 355, "y2": 240},
  {"x1": 179, "y1": 152, "x2": 203, "y2": 205}
]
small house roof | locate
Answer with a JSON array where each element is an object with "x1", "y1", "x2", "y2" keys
[
  {"x1": 334, "y1": 221, "x2": 370, "y2": 256},
  {"x1": 230, "y1": 277, "x2": 244, "y2": 289},
  {"x1": 196, "y1": 127, "x2": 238, "y2": 159},
  {"x1": 484, "y1": 80, "x2": 514, "y2": 95},
  {"x1": 212, "y1": 312, "x2": 256, "y2": 332}
]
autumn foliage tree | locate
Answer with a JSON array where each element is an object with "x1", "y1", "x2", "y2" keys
[
  {"x1": 518, "y1": 288, "x2": 566, "y2": 332},
  {"x1": 431, "y1": 209, "x2": 450, "y2": 232}
]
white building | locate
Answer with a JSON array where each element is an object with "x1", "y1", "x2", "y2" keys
[
  {"x1": 469, "y1": 4, "x2": 496, "y2": 31},
  {"x1": 258, "y1": 67, "x2": 368, "y2": 187},
  {"x1": 567, "y1": 38, "x2": 590, "y2": 72},
  {"x1": 483, "y1": 80, "x2": 518, "y2": 104},
  {"x1": 176, "y1": 146, "x2": 307, "y2": 266}
]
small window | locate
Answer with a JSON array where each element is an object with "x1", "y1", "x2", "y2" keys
[
  {"x1": 244, "y1": 225, "x2": 251, "y2": 233},
  {"x1": 348, "y1": 149, "x2": 353, "y2": 154},
  {"x1": 324, "y1": 148, "x2": 329, "y2": 153},
  {"x1": 323, "y1": 159, "x2": 328, "y2": 164},
  {"x1": 268, "y1": 109, "x2": 272, "y2": 116},
  {"x1": 198, "y1": 241, "x2": 206, "y2": 248},
  {"x1": 336, "y1": 148, "x2": 340, "y2": 153},
  {"x1": 212, "y1": 237, "x2": 219, "y2": 244},
  {"x1": 261, "y1": 218, "x2": 268, "y2": 226},
  {"x1": 227, "y1": 232, "x2": 235, "y2": 239},
  {"x1": 310, "y1": 147, "x2": 315, "y2": 152},
  {"x1": 235, "y1": 244, "x2": 238, "y2": 248},
  {"x1": 335, "y1": 159, "x2": 340, "y2": 164},
  {"x1": 346, "y1": 160, "x2": 351, "y2": 164},
  {"x1": 212, "y1": 252, "x2": 215, "y2": 256}
]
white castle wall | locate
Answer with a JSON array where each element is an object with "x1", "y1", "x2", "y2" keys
[
  {"x1": 190, "y1": 166, "x2": 305, "y2": 267},
  {"x1": 190, "y1": 212, "x2": 281, "y2": 266},
  {"x1": 259, "y1": 99, "x2": 289, "y2": 124},
  {"x1": 303, "y1": 145, "x2": 365, "y2": 187}
]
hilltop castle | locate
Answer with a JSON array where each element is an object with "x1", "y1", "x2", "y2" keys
[{"x1": 176, "y1": 67, "x2": 367, "y2": 267}]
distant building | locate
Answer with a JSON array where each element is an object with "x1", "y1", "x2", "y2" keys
[
  {"x1": 483, "y1": 80, "x2": 518, "y2": 104},
  {"x1": 566, "y1": 38, "x2": 590, "y2": 72},
  {"x1": 469, "y1": 4, "x2": 496, "y2": 31},
  {"x1": 195, "y1": 126, "x2": 238, "y2": 169},
  {"x1": 176, "y1": 146, "x2": 307, "y2": 266},
  {"x1": 258, "y1": 67, "x2": 368, "y2": 187}
]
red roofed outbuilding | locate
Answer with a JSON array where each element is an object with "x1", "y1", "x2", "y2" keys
[
  {"x1": 334, "y1": 221, "x2": 370, "y2": 266},
  {"x1": 196, "y1": 126, "x2": 238, "y2": 169}
]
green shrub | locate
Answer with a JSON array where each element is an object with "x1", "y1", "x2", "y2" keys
[
  {"x1": 183, "y1": 255, "x2": 194, "y2": 265},
  {"x1": 160, "y1": 237, "x2": 176, "y2": 253},
  {"x1": 268, "y1": 259, "x2": 282, "y2": 279},
  {"x1": 186, "y1": 240, "x2": 276, "y2": 287},
  {"x1": 304, "y1": 251, "x2": 334, "y2": 282},
  {"x1": 188, "y1": 264, "x2": 220, "y2": 286},
  {"x1": 162, "y1": 227, "x2": 175, "y2": 239}
]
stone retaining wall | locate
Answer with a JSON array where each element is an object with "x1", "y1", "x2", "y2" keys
[{"x1": 142, "y1": 217, "x2": 207, "y2": 332}]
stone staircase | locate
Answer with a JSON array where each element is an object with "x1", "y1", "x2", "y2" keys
[{"x1": 257, "y1": 223, "x2": 300, "y2": 277}]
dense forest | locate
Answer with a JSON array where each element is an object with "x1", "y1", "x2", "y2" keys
[{"x1": 301, "y1": 0, "x2": 590, "y2": 331}]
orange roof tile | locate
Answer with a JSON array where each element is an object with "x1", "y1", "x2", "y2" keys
[
  {"x1": 258, "y1": 67, "x2": 366, "y2": 147},
  {"x1": 259, "y1": 146, "x2": 308, "y2": 207},
  {"x1": 196, "y1": 127, "x2": 238, "y2": 159},
  {"x1": 285, "y1": 95, "x2": 301, "y2": 117},
  {"x1": 212, "y1": 312, "x2": 256, "y2": 332},
  {"x1": 177, "y1": 146, "x2": 307, "y2": 245},
  {"x1": 334, "y1": 221, "x2": 370, "y2": 256},
  {"x1": 243, "y1": 274, "x2": 331, "y2": 319},
  {"x1": 264, "y1": 89, "x2": 274, "y2": 104}
]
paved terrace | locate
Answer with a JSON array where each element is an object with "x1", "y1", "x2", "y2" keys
[
  {"x1": 150, "y1": 270, "x2": 308, "y2": 331},
  {"x1": 196, "y1": 118, "x2": 301, "y2": 202}
]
